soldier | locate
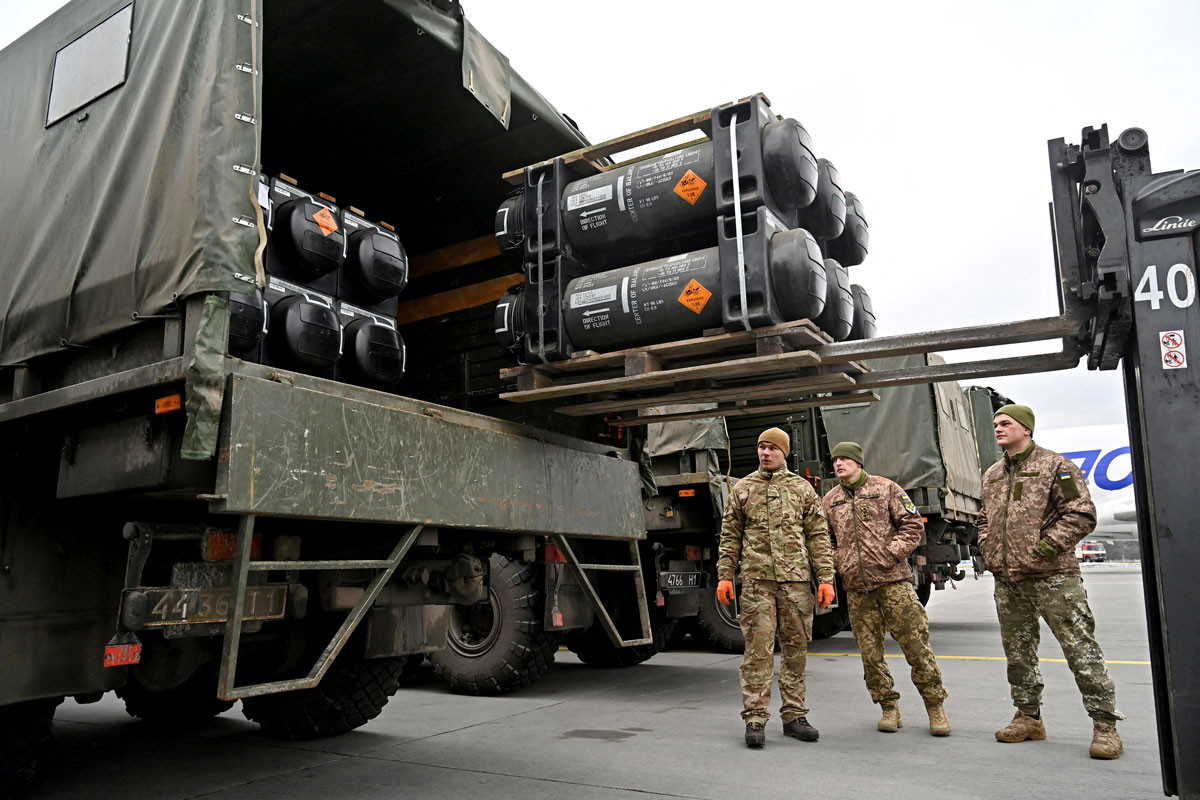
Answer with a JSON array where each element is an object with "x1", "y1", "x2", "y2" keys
[
  {"x1": 979, "y1": 404, "x2": 1124, "y2": 759},
  {"x1": 716, "y1": 427, "x2": 836, "y2": 748},
  {"x1": 822, "y1": 441, "x2": 950, "y2": 736}
]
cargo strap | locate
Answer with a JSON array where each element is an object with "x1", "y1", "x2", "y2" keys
[
  {"x1": 730, "y1": 113, "x2": 751, "y2": 332},
  {"x1": 551, "y1": 535, "x2": 653, "y2": 647},
  {"x1": 216, "y1": 516, "x2": 423, "y2": 700}
]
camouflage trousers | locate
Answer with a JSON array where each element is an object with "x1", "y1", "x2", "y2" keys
[
  {"x1": 738, "y1": 579, "x2": 813, "y2": 724},
  {"x1": 994, "y1": 574, "x2": 1122, "y2": 722},
  {"x1": 846, "y1": 580, "x2": 947, "y2": 706}
]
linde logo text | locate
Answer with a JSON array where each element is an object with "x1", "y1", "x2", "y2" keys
[{"x1": 1141, "y1": 215, "x2": 1199, "y2": 233}]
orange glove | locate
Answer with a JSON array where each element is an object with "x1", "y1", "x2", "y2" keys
[
  {"x1": 817, "y1": 583, "x2": 835, "y2": 609},
  {"x1": 717, "y1": 579, "x2": 735, "y2": 606}
]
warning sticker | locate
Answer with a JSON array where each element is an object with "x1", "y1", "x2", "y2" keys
[
  {"x1": 673, "y1": 169, "x2": 708, "y2": 205},
  {"x1": 312, "y1": 207, "x2": 339, "y2": 237},
  {"x1": 1160, "y1": 329, "x2": 1187, "y2": 370},
  {"x1": 678, "y1": 279, "x2": 713, "y2": 314}
]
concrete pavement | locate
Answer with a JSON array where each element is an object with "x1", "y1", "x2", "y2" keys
[{"x1": 38, "y1": 564, "x2": 1162, "y2": 799}]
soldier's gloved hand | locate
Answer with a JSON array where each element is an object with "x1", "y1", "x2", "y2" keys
[
  {"x1": 717, "y1": 579, "x2": 735, "y2": 606},
  {"x1": 1035, "y1": 537, "x2": 1059, "y2": 560},
  {"x1": 817, "y1": 583, "x2": 835, "y2": 609}
]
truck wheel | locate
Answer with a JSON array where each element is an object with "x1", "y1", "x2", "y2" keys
[
  {"x1": 0, "y1": 697, "x2": 61, "y2": 798},
  {"x1": 916, "y1": 580, "x2": 932, "y2": 606},
  {"x1": 565, "y1": 610, "x2": 676, "y2": 668},
  {"x1": 811, "y1": 603, "x2": 850, "y2": 639},
  {"x1": 430, "y1": 555, "x2": 558, "y2": 695},
  {"x1": 241, "y1": 654, "x2": 406, "y2": 740},
  {"x1": 117, "y1": 666, "x2": 234, "y2": 727},
  {"x1": 696, "y1": 566, "x2": 744, "y2": 653},
  {"x1": 696, "y1": 585, "x2": 739, "y2": 652}
]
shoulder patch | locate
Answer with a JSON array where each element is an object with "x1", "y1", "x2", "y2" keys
[
  {"x1": 1058, "y1": 472, "x2": 1081, "y2": 500},
  {"x1": 900, "y1": 492, "x2": 918, "y2": 515}
]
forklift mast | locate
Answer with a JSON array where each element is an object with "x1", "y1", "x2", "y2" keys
[{"x1": 1049, "y1": 124, "x2": 1200, "y2": 799}]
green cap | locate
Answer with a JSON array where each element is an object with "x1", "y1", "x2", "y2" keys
[
  {"x1": 830, "y1": 441, "x2": 864, "y2": 466},
  {"x1": 994, "y1": 403, "x2": 1035, "y2": 434}
]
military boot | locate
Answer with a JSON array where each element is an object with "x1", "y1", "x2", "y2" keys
[
  {"x1": 925, "y1": 700, "x2": 951, "y2": 737},
  {"x1": 877, "y1": 704, "x2": 902, "y2": 732},
  {"x1": 1089, "y1": 721, "x2": 1123, "y2": 759},
  {"x1": 782, "y1": 716, "x2": 819, "y2": 742},
  {"x1": 745, "y1": 721, "x2": 766, "y2": 748},
  {"x1": 995, "y1": 710, "x2": 1046, "y2": 743}
]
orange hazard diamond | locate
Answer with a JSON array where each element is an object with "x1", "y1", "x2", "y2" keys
[
  {"x1": 678, "y1": 279, "x2": 713, "y2": 314},
  {"x1": 673, "y1": 169, "x2": 707, "y2": 205},
  {"x1": 312, "y1": 206, "x2": 339, "y2": 237}
]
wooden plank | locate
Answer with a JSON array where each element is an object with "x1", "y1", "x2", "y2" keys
[
  {"x1": 408, "y1": 235, "x2": 501, "y2": 279},
  {"x1": 501, "y1": 94, "x2": 771, "y2": 185},
  {"x1": 624, "y1": 352, "x2": 661, "y2": 376},
  {"x1": 498, "y1": 318, "x2": 828, "y2": 380},
  {"x1": 557, "y1": 372, "x2": 858, "y2": 417},
  {"x1": 516, "y1": 368, "x2": 553, "y2": 392},
  {"x1": 609, "y1": 390, "x2": 878, "y2": 427},
  {"x1": 502, "y1": 108, "x2": 713, "y2": 185},
  {"x1": 395, "y1": 274, "x2": 523, "y2": 325},
  {"x1": 501, "y1": 349, "x2": 821, "y2": 403}
]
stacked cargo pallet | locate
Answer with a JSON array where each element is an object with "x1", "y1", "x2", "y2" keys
[{"x1": 493, "y1": 94, "x2": 877, "y2": 422}]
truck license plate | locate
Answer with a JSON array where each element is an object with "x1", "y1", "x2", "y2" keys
[
  {"x1": 142, "y1": 585, "x2": 288, "y2": 626},
  {"x1": 659, "y1": 571, "x2": 701, "y2": 590}
]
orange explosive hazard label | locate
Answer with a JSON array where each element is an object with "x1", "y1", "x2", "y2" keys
[
  {"x1": 312, "y1": 207, "x2": 339, "y2": 237},
  {"x1": 678, "y1": 279, "x2": 713, "y2": 314},
  {"x1": 673, "y1": 169, "x2": 707, "y2": 205}
]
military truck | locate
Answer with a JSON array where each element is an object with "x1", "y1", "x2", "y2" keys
[{"x1": 0, "y1": 1, "x2": 666, "y2": 791}]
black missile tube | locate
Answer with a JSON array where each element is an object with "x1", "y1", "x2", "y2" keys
[
  {"x1": 796, "y1": 158, "x2": 846, "y2": 241},
  {"x1": 848, "y1": 284, "x2": 877, "y2": 341},
  {"x1": 500, "y1": 96, "x2": 818, "y2": 272},
  {"x1": 507, "y1": 225, "x2": 828, "y2": 353},
  {"x1": 827, "y1": 191, "x2": 868, "y2": 267},
  {"x1": 814, "y1": 259, "x2": 855, "y2": 342},
  {"x1": 340, "y1": 316, "x2": 406, "y2": 388}
]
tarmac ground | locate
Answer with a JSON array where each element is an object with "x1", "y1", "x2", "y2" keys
[{"x1": 37, "y1": 563, "x2": 1162, "y2": 799}]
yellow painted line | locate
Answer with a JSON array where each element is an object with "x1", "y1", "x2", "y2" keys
[{"x1": 809, "y1": 652, "x2": 1150, "y2": 666}]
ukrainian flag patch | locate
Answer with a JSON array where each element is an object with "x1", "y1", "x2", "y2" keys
[{"x1": 1058, "y1": 471, "x2": 1080, "y2": 500}]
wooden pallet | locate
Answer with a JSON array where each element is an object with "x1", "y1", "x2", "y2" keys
[
  {"x1": 499, "y1": 319, "x2": 874, "y2": 425},
  {"x1": 501, "y1": 93, "x2": 769, "y2": 185}
]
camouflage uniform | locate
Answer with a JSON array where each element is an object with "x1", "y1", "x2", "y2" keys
[
  {"x1": 718, "y1": 467, "x2": 834, "y2": 723},
  {"x1": 823, "y1": 473, "x2": 947, "y2": 705},
  {"x1": 979, "y1": 442, "x2": 1122, "y2": 722}
]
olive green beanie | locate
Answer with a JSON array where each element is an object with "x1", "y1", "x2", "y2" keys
[
  {"x1": 757, "y1": 427, "x2": 791, "y2": 455},
  {"x1": 994, "y1": 404, "x2": 1035, "y2": 434},
  {"x1": 830, "y1": 441, "x2": 865, "y2": 466}
]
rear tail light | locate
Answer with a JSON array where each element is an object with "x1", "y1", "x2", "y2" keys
[
  {"x1": 543, "y1": 541, "x2": 567, "y2": 563},
  {"x1": 203, "y1": 528, "x2": 263, "y2": 562}
]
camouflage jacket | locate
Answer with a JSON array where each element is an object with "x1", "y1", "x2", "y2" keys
[
  {"x1": 822, "y1": 473, "x2": 924, "y2": 592},
  {"x1": 717, "y1": 467, "x2": 834, "y2": 584},
  {"x1": 978, "y1": 442, "x2": 1096, "y2": 582}
]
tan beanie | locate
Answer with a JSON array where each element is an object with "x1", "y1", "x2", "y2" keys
[{"x1": 757, "y1": 427, "x2": 791, "y2": 455}]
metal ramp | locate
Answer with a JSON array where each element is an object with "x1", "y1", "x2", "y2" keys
[{"x1": 551, "y1": 535, "x2": 652, "y2": 647}]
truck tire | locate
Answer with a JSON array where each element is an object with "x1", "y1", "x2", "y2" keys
[
  {"x1": 916, "y1": 580, "x2": 932, "y2": 606},
  {"x1": 565, "y1": 611, "x2": 676, "y2": 668},
  {"x1": 0, "y1": 697, "x2": 61, "y2": 799},
  {"x1": 117, "y1": 666, "x2": 234, "y2": 727},
  {"x1": 430, "y1": 554, "x2": 558, "y2": 695},
  {"x1": 811, "y1": 579, "x2": 851, "y2": 639},
  {"x1": 811, "y1": 604, "x2": 851, "y2": 639},
  {"x1": 696, "y1": 565, "x2": 745, "y2": 653},
  {"x1": 241, "y1": 654, "x2": 406, "y2": 740}
]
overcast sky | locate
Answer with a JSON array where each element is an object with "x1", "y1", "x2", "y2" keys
[{"x1": 5, "y1": 0, "x2": 1198, "y2": 431}]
